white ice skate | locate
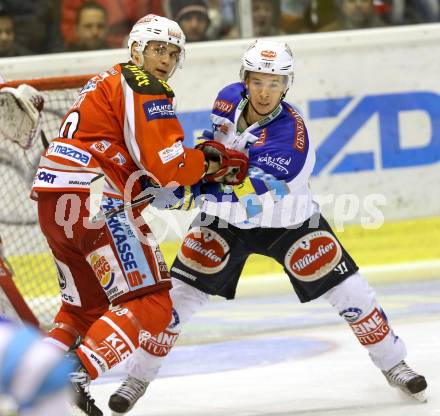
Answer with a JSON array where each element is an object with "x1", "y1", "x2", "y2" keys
[
  {"x1": 383, "y1": 360, "x2": 427, "y2": 402},
  {"x1": 109, "y1": 375, "x2": 149, "y2": 414}
]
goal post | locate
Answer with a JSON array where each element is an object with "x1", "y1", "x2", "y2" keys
[{"x1": 0, "y1": 74, "x2": 92, "y2": 328}]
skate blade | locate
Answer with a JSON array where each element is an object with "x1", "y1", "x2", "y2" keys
[{"x1": 411, "y1": 389, "x2": 428, "y2": 403}]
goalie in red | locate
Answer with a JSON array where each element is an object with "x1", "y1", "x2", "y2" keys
[{"x1": 21, "y1": 14, "x2": 248, "y2": 416}]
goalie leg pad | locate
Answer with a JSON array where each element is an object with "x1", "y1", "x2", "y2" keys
[{"x1": 323, "y1": 272, "x2": 407, "y2": 370}]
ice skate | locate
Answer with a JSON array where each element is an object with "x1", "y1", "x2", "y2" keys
[
  {"x1": 383, "y1": 360, "x2": 427, "y2": 402},
  {"x1": 109, "y1": 375, "x2": 149, "y2": 414},
  {"x1": 70, "y1": 368, "x2": 103, "y2": 416}
]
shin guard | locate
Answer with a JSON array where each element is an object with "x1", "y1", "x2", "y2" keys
[
  {"x1": 323, "y1": 272, "x2": 406, "y2": 370},
  {"x1": 77, "y1": 290, "x2": 172, "y2": 379}
]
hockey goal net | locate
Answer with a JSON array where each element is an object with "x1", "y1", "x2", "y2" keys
[{"x1": 0, "y1": 74, "x2": 92, "y2": 328}]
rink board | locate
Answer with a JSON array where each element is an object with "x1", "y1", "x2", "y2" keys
[{"x1": 8, "y1": 215, "x2": 440, "y2": 300}]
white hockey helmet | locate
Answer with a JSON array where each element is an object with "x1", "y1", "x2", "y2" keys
[
  {"x1": 240, "y1": 40, "x2": 294, "y2": 92},
  {"x1": 128, "y1": 14, "x2": 186, "y2": 69}
]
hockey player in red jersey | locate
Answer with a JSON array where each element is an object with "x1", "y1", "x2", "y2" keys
[{"x1": 31, "y1": 14, "x2": 247, "y2": 416}]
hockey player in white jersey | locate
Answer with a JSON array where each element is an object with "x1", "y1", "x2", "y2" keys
[
  {"x1": 108, "y1": 39, "x2": 428, "y2": 413},
  {"x1": 0, "y1": 318, "x2": 72, "y2": 416}
]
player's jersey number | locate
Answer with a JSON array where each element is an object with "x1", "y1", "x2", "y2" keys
[{"x1": 59, "y1": 111, "x2": 80, "y2": 139}]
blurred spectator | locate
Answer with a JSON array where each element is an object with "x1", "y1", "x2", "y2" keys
[
  {"x1": 61, "y1": 0, "x2": 165, "y2": 49},
  {"x1": 388, "y1": 0, "x2": 440, "y2": 24},
  {"x1": 66, "y1": 1, "x2": 109, "y2": 51},
  {"x1": 205, "y1": 0, "x2": 236, "y2": 38},
  {"x1": 226, "y1": 0, "x2": 285, "y2": 38},
  {"x1": 0, "y1": 0, "x2": 62, "y2": 54},
  {"x1": 309, "y1": 0, "x2": 338, "y2": 30},
  {"x1": 319, "y1": 0, "x2": 385, "y2": 31},
  {"x1": 252, "y1": 0, "x2": 284, "y2": 36},
  {"x1": 170, "y1": 0, "x2": 211, "y2": 42},
  {"x1": 280, "y1": 0, "x2": 313, "y2": 33},
  {"x1": 0, "y1": 11, "x2": 31, "y2": 57}
]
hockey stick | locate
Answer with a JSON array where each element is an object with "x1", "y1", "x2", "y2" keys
[{"x1": 89, "y1": 174, "x2": 154, "y2": 223}]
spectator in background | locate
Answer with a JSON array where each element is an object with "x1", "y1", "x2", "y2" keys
[
  {"x1": 387, "y1": 0, "x2": 440, "y2": 24},
  {"x1": 252, "y1": 0, "x2": 284, "y2": 36},
  {"x1": 0, "y1": 10, "x2": 31, "y2": 57},
  {"x1": 205, "y1": 0, "x2": 236, "y2": 39},
  {"x1": 226, "y1": 0, "x2": 284, "y2": 38},
  {"x1": 319, "y1": 0, "x2": 385, "y2": 31},
  {"x1": 280, "y1": 0, "x2": 313, "y2": 33},
  {"x1": 171, "y1": 0, "x2": 211, "y2": 42},
  {"x1": 60, "y1": 0, "x2": 165, "y2": 49},
  {"x1": 0, "y1": 0, "x2": 62, "y2": 54},
  {"x1": 66, "y1": 1, "x2": 109, "y2": 51}
]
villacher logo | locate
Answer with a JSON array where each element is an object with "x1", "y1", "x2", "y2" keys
[
  {"x1": 177, "y1": 227, "x2": 230, "y2": 274},
  {"x1": 285, "y1": 230, "x2": 342, "y2": 281}
]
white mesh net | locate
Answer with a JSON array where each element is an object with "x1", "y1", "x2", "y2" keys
[{"x1": 0, "y1": 76, "x2": 91, "y2": 328}]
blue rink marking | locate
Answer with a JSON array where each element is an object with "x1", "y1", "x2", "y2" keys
[
  {"x1": 98, "y1": 279, "x2": 440, "y2": 384},
  {"x1": 157, "y1": 336, "x2": 332, "y2": 378}
]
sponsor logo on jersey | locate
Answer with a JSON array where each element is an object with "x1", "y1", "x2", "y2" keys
[
  {"x1": 254, "y1": 128, "x2": 267, "y2": 146},
  {"x1": 177, "y1": 227, "x2": 229, "y2": 274},
  {"x1": 90, "y1": 252, "x2": 115, "y2": 290},
  {"x1": 214, "y1": 99, "x2": 234, "y2": 114},
  {"x1": 284, "y1": 230, "x2": 342, "y2": 281},
  {"x1": 168, "y1": 308, "x2": 180, "y2": 329},
  {"x1": 257, "y1": 154, "x2": 291, "y2": 174},
  {"x1": 154, "y1": 246, "x2": 169, "y2": 279},
  {"x1": 287, "y1": 107, "x2": 306, "y2": 153},
  {"x1": 140, "y1": 329, "x2": 179, "y2": 357},
  {"x1": 158, "y1": 141, "x2": 184, "y2": 164},
  {"x1": 103, "y1": 199, "x2": 148, "y2": 289},
  {"x1": 143, "y1": 99, "x2": 176, "y2": 121},
  {"x1": 47, "y1": 142, "x2": 91, "y2": 166},
  {"x1": 125, "y1": 64, "x2": 150, "y2": 87},
  {"x1": 35, "y1": 170, "x2": 57, "y2": 184},
  {"x1": 95, "y1": 332, "x2": 132, "y2": 367},
  {"x1": 56, "y1": 264, "x2": 67, "y2": 290},
  {"x1": 340, "y1": 307, "x2": 363, "y2": 323},
  {"x1": 90, "y1": 140, "x2": 111, "y2": 153},
  {"x1": 54, "y1": 260, "x2": 81, "y2": 306},
  {"x1": 80, "y1": 79, "x2": 97, "y2": 94},
  {"x1": 110, "y1": 152, "x2": 126, "y2": 165},
  {"x1": 158, "y1": 79, "x2": 173, "y2": 94},
  {"x1": 348, "y1": 308, "x2": 390, "y2": 345},
  {"x1": 261, "y1": 50, "x2": 277, "y2": 59}
]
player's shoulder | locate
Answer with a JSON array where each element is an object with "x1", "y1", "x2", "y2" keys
[
  {"x1": 262, "y1": 101, "x2": 308, "y2": 147},
  {"x1": 212, "y1": 82, "x2": 244, "y2": 116},
  {"x1": 119, "y1": 62, "x2": 175, "y2": 97},
  {"x1": 282, "y1": 101, "x2": 306, "y2": 123},
  {"x1": 216, "y1": 82, "x2": 244, "y2": 102}
]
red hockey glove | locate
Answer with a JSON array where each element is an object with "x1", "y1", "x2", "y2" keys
[{"x1": 196, "y1": 140, "x2": 248, "y2": 185}]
